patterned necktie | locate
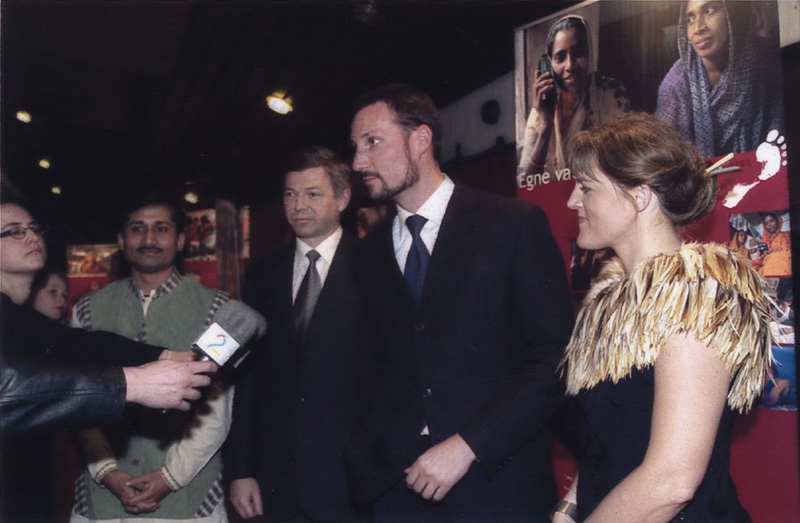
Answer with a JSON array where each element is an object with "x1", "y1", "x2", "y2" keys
[
  {"x1": 404, "y1": 215, "x2": 429, "y2": 304},
  {"x1": 294, "y1": 249, "x2": 322, "y2": 340}
]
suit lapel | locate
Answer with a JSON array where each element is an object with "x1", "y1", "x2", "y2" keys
[
  {"x1": 420, "y1": 185, "x2": 474, "y2": 305},
  {"x1": 276, "y1": 244, "x2": 300, "y2": 347},
  {"x1": 303, "y1": 235, "x2": 353, "y2": 342}
]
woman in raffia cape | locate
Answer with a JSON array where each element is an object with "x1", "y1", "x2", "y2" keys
[{"x1": 551, "y1": 113, "x2": 774, "y2": 523}]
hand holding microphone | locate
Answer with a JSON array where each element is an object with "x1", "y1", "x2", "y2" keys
[
  {"x1": 124, "y1": 359, "x2": 217, "y2": 411},
  {"x1": 191, "y1": 299, "x2": 267, "y2": 367},
  {"x1": 152, "y1": 300, "x2": 266, "y2": 412}
]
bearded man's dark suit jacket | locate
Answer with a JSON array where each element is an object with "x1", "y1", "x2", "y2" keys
[
  {"x1": 225, "y1": 233, "x2": 375, "y2": 522},
  {"x1": 347, "y1": 185, "x2": 574, "y2": 522}
]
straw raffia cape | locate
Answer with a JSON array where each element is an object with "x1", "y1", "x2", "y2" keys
[{"x1": 559, "y1": 243, "x2": 773, "y2": 412}]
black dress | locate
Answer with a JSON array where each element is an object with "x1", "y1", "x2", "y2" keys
[{"x1": 575, "y1": 368, "x2": 750, "y2": 522}]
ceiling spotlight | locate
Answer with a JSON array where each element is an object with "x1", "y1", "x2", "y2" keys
[
  {"x1": 184, "y1": 191, "x2": 199, "y2": 204},
  {"x1": 266, "y1": 94, "x2": 293, "y2": 115},
  {"x1": 16, "y1": 110, "x2": 32, "y2": 123},
  {"x1": 39, "y1": 159, "x2": 51, "y2": 169},
  {"x1": 51, "y1": 186, "x2": 62, "y2": 195}
]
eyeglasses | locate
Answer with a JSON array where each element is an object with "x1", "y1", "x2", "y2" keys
[{"x1": 0, "y1": 223, "x2": 49, "y2": 240}]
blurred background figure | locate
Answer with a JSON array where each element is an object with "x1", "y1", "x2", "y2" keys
[{"x1": 27, "y1": 266, "x2": 70, "y2": 324}]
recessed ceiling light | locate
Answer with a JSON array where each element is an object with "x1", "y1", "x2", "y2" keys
[
  {"x1": 16, "y1": 110, "x2": 32, "y2": 123},
  {"x1": 51, "y1": 186, "x2": 61, "y2": 195},
  {"x1": 266, "y1": 94, "x2": 293, "y2": 115},
  {"x1": 39, "y1": 159, "x2": 51, "y2": 169}
]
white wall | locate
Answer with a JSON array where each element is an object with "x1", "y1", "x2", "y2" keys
[{"x1": 439, "y1": 72, "x2": 514, "y2": 165}]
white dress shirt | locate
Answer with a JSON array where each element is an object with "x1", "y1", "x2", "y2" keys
[
  {"x1": 393, "y1": 175, "x2": 455, "y2": 272},
  {"x1": 292, "y1": 226, "x2": 343, "y2": 302}
]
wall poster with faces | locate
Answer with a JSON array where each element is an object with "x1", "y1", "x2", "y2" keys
[
  {"x1": 514, "y1": 1, "x2": 794, "y2": 520},
  {"x1": 514, "y1": 0, "x2": 785, "y2": 275},
  {"x1": 514, "y1": 0, "x2": 790, "y2": 403}
]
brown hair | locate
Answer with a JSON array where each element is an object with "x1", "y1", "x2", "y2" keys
[
  {"x1": 282, "y1": 146, "x2": 351, "y2": 196},
  {"x1": 352, "y1": 84, "x2": 442, "y2": 162},
  {"x1": 566, "y1": 112, "x2": 717, "y2": 227},
  {"x1": 25, "y1": 266, "x2": 68, "y2": 310}
]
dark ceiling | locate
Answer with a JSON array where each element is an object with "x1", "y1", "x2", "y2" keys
[{"x1": 1, "y1": 0, "x2": 573, "y2": 245}]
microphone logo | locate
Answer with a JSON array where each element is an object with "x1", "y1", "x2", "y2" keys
[
  {"x1": 192, "y1": 323, "x2": 240, "y2": 366},
  {"x1": 208, "y1": 335, "x2": 227, "y2": 348}
]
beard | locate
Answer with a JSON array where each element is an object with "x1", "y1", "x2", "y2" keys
[{"x1": 361, "y1": 142, "x2": 420, "y2": 201}]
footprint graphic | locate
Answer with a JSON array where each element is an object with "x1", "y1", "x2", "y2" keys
[
  {"x1": 725, "y1": 131, "x2": 787, "y2": 208},
  {"x1": 723, "y1": 181, "x2": 759, "y2": 209},
  {"x1": 757, "y1": 130, "x2": 787, "y2": 181}
]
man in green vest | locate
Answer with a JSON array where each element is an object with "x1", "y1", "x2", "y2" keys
[{"x1": 71, "y1": 192, "x2": 232, "y2": 522}]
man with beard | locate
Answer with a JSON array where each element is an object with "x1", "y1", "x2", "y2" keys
[
  {"x1": 70, "y1": 192, "x2": 233, "y2": 521},
  {"x1": 346, "y1": 84, "x2": 574, "y2": 522}
]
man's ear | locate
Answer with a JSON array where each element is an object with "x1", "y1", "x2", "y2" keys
[
  {"x1": 176, "y1": 232, "x2": 186, "y2": 252},
  {"x1": 411, "y1": 124, "x2": 433, "y2": 158},
  {"x1": 117, "y1": 232, "x2": 125, "y2": 252},
  {"x1": 338, "y1": 188, "x2": 352, "y2": 212}
]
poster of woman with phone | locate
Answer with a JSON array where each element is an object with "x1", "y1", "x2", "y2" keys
[{"x1": 517, "y1": 14, "x2": 630, "y2": 178}]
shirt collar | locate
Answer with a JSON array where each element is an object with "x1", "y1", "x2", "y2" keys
[
  {"x1": 295, "y1": 226, "x2": 343, "y2": 265},
  {"x1": 397, "y1": 174, "x2": 454, "y2": 228},
  {"x1": 127, "y1": 269, "x2": 182, "y2": 299}
]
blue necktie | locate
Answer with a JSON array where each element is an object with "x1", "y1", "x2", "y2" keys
[{"x1": 404, "y1": 215, "x2": 429, "y2": 304}]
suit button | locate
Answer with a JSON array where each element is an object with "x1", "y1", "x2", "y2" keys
[
  {"x1": 299, "y1": 395, "x2": 306, "y2": 403},
  {"x1": 414, "y1": 322, "x2": 426, "y2": 332},
  {"x1": 422, "y1": 388, "x2": 432, "y2": 398}
]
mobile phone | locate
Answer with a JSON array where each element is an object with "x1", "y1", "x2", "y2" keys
[{"x1": 537, "y1": 54, "x2": 556, "y2": 109}]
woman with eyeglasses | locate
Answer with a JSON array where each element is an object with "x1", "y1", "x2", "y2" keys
[
  {"x1": 3, "y1": 267, "x2": 70, "y2": 521},
  {"x1": 0, "y1": 197, "x2": 217, "y2": 433}
]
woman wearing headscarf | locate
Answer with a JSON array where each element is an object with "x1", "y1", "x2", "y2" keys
[
  {"x1": 756, "y1": 211, "x2": 791, "y2": 276},
  {"x1": 728, "y1": 229, "x2": 750, "y2": 259},
  {"x1": 518, "y1": 14, "x2": 630, "y2": 177},
  {"x1": 656, "y1": 1, "x2": 784, "y2": 158}
]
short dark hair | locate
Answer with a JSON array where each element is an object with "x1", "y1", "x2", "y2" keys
[
  {"x1": 566, "y1": 112, "x2": 717, "y2": 227},
  {"x1": 352, "y1": 84, "x2": 442, "y2": 162},
  {"x1": 118, "y1": 191, "x2": 186, "y2": 233},
  {"x1": 282, "y1": 146, "x2": 351, "y2": 196}
]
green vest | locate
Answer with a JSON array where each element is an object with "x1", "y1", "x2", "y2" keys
[{"x1": 83, "y1": 276, "x2": 224, "y2": 519}]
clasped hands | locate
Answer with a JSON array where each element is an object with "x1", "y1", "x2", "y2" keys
[
  {"x1": 102, "y1": 469, "x2": 172, "y2": 514},
  {"x1": 404, "y1": 434, "x2": 476, "y2": 502}
]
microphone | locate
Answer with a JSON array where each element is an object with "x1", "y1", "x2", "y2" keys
[{"x1": 191, "y1": 299, "x2": 267, "y2": 367}]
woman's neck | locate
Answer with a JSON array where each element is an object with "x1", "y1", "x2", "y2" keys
[
  {"x1": 559, "y1": 91, "x2": 579, "y2": 124},
  {"x1": 0, "y1": 274, "x2": 34, "y2": 304},
  {"x1": 617, "y1": 225, "x2": 683, "y2": 275},
  {"x1": 702, "y1": 54, "x2": 728, "y2": 88}
]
